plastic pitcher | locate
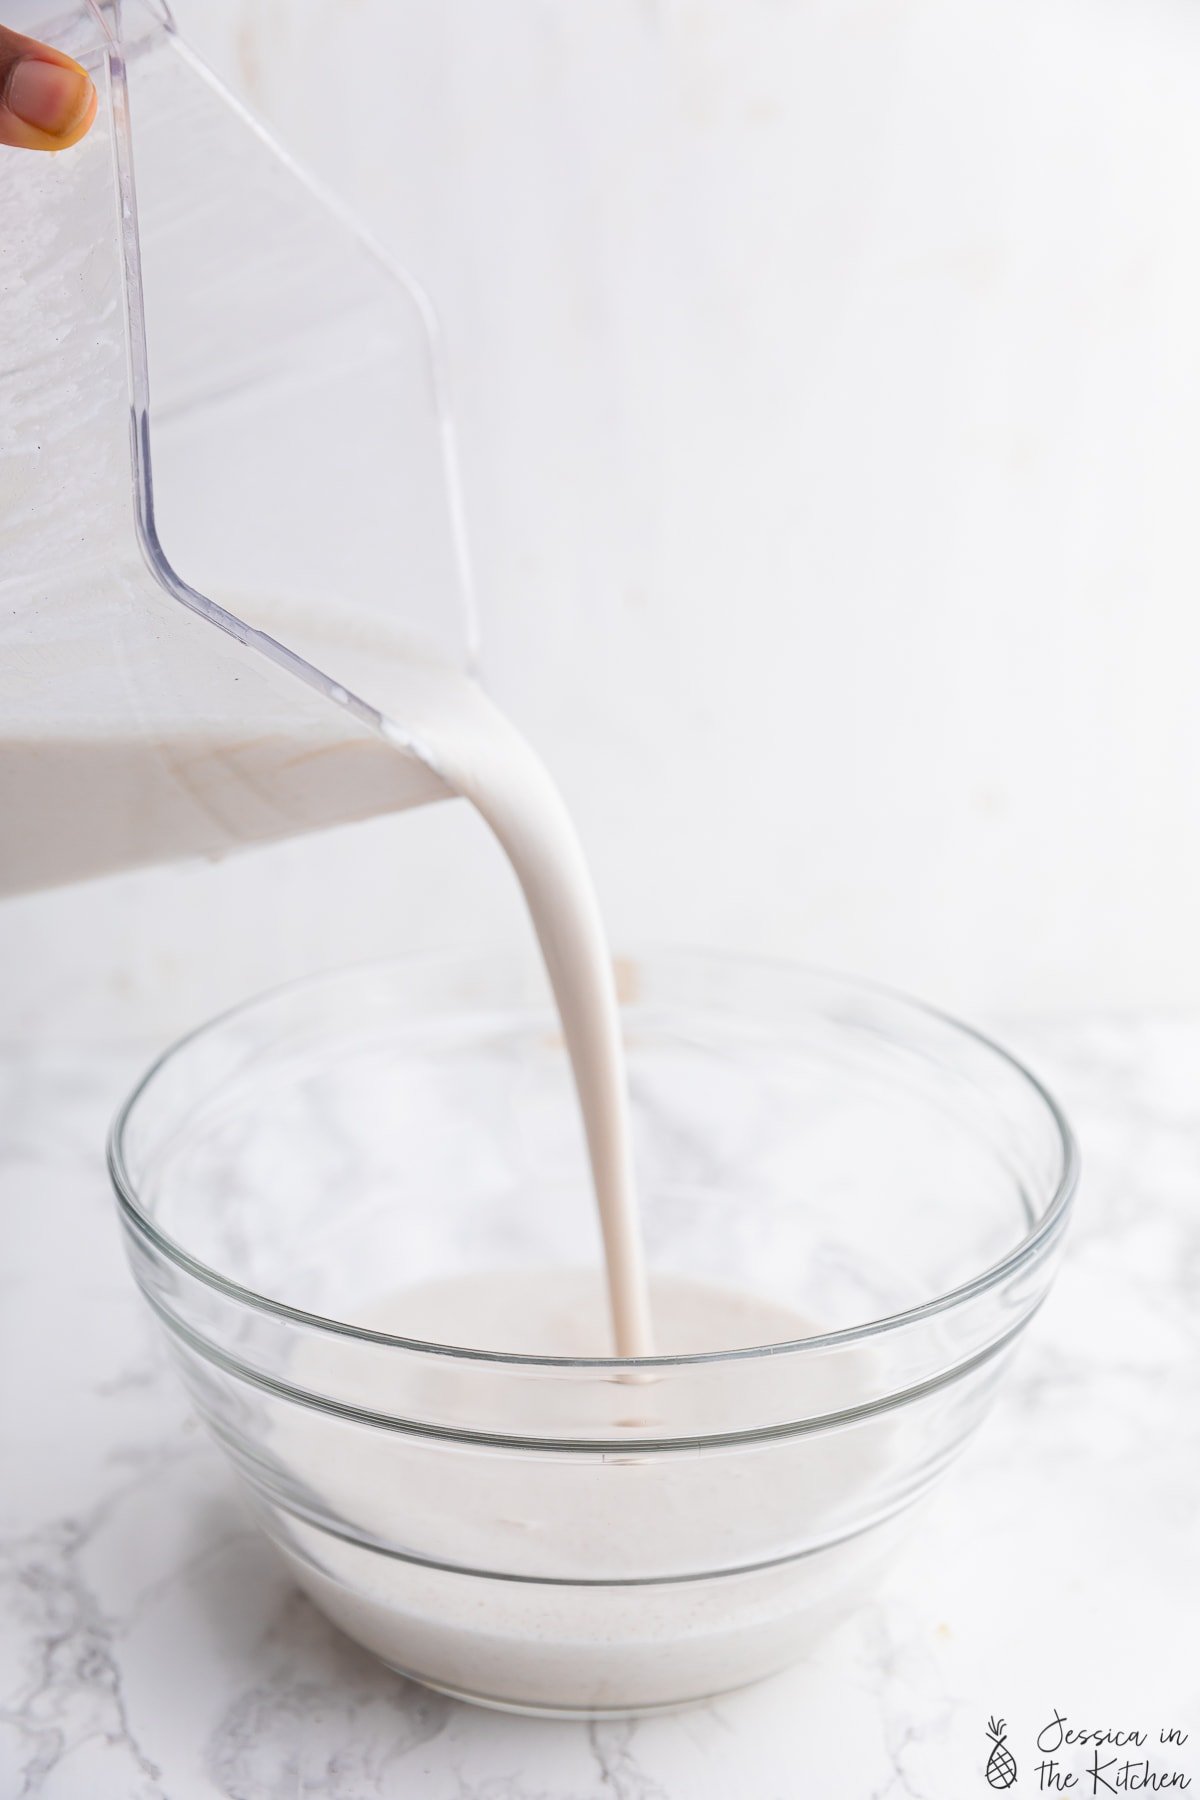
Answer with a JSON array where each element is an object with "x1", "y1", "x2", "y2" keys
[{"x1": 0, "y1": 0, "x2": 478, "y2": 896}]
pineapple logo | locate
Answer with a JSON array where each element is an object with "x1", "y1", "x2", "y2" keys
[{"x1": 986, "y1": 1716, "x2": 1017, "y2": 1789}]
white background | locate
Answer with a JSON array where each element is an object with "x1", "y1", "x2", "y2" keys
[{"x1": 7, "y1": 0, "x2": 1200, "y2": 1040}]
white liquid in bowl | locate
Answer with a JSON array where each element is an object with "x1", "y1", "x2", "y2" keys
[{"x1": 259, "y1": 1268, "x2": 890, "y2": 1715}]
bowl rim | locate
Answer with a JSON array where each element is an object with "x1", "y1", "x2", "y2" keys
[{"x1": 107, "y1": 948, "x2": 1080, "y2": 1369}]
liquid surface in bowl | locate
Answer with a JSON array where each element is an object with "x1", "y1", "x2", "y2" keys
[
  {"x1": 266, "y1": 1268, "x2": 886, "y2": 1713},
  {"x1": 351, "y1": 1265, "x2": 811, "y2": 1356}
]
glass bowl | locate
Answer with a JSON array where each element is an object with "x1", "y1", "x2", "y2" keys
[{"x1": 108, "y1": 952, "x2": 1077, "y2": 1716}]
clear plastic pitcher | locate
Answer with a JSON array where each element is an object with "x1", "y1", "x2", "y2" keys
[{"x1": 0, "y1": 0, "x2": 478, "y2": 896}]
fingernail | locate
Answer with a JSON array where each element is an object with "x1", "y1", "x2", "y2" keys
[{"x1": 6, "y1": 58, "x2": 94, "y2": 137}]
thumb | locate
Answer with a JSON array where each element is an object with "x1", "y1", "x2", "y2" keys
[{"x1": 0, "y1": 22, "x2": 96, "y2": 151}]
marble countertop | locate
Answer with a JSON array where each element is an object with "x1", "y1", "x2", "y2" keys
[{"x1": 2, "y1": 1014, "x2": 1198, "y2": 1799}]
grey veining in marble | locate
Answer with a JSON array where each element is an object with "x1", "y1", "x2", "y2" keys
[{"x1": 1, "y1": 1019, "x2": 1197, "y2": 1798}]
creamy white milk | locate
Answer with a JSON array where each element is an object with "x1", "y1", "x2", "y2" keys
[
  {"x1": 268, "y1": 1269, "x2": 885, "y2": 1713},
  {"x1": 367, "y1": 659, "x2": 653, "y2": 1358}
]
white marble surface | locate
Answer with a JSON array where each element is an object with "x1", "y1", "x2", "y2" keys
[{"x1": 2, "y1": 1013, "x2": 1198, "y2": 1798}]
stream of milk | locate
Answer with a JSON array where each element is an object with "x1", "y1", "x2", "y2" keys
[{"x1": 366, "y1": 652, "x2": 655, "y2": 1356}]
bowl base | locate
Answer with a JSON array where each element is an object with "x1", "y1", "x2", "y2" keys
[{"x1": 374, "y1": 1656, "x2": 777, "y2": 1720}]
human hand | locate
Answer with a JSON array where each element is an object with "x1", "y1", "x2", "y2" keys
[{"x1": 1, "y1": 21, "x2": 96, "y2": 150}]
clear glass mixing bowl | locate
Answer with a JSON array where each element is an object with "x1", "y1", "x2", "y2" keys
[{"x1": 108, "y1": 952, "x2": 1077, "y2": 1715}]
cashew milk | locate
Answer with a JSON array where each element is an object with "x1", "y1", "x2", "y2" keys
[
  {"x1": 367, "y1": 655, "x2": 654, "y2": 1356},
  {"x1": 272, "y1": 1270, "x2": 862, "y2": 1714}
]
